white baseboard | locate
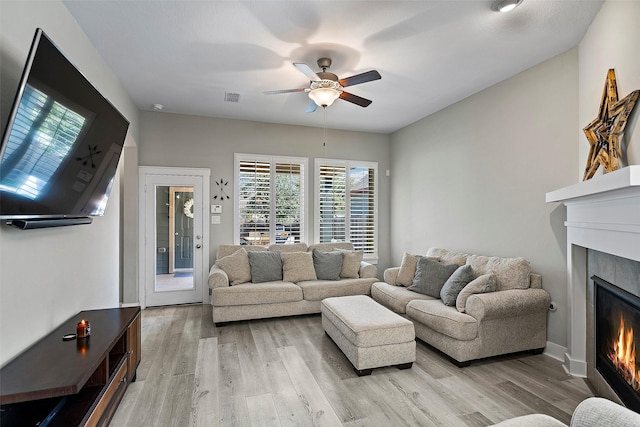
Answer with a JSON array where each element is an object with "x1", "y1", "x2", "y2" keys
[
  {"x1": 120, "y1": 302, "x2": 141, "y2": 308},
  {"x1": 543, "y1": 341, "x2": 567, "y2": 362}
]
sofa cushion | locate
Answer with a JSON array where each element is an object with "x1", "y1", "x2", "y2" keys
[
  {"x1": 337, "y1": 248, "x2": 363, "y2": 279},
  {"x1": 212, "y1": 281, "x2": 303, "y2": 306},
  {"x1": 297, "y1": 278, "x2": 374, "y2": 301},
  {"x1": 313, "y1": 249, "x2": 344, "y2": 281},
  {"x1": 280, "y1": 251, "x2": 317, "y2": 283},
  {"x1": 426, "y1": 248, "x2": 468, "y2": 266},
  {"x1": 371, "y1": 281, "x2": 435, "y2": 314},
  {"x1": 456, "y1": 273, "x2": 496, "y2": 312},
  {"x1": 440, "y1": 264, "x2": 475, "y2": 306},
  {"x1": 466, "y1": 255, "x2": 531, "y2": 291},
  {"x1": 406, "y1": 299, "x2": 478, "y2": 341},
  {"x1": 396, "y1": 252, "x2": 420, "y2": 287},
  {"x1": 308, "y1": 242, "x2": 354, "y2": 253},
  {"x1": 218, "y1": 244, "x2": 266, "y2": 259},
  {"x1": 408, "y1": 257, "x2": 458, "y2": 298},
  {"x1": 268, "y1": 243, "x2": 308, "y2": 253},
  {"x1": 215, "y1": 248, "x2": 251, "y2": 286},
  {"x1": 248, "y1": 251, "x2": 283, "y2": 283}
]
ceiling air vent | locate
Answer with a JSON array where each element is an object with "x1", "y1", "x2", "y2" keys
[{"x1": 224, "y1": 92, "x2": 240, "y2": 103}]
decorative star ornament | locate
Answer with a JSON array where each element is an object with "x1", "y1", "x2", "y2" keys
[{"x1": 583, "y1": 69, "x2": 639, "y2": 180}]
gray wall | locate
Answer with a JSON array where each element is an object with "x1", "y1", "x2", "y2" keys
[
  {"x1": 137, "y1": 112, "x2": 392, "y2": 275},
  {"x1": 578, "y1": 1, "x2": 640, "y2": 179},
  {"x1": 389, "y1": 48, "x2": 579, "y2": 347},
  {"x1": 0, "y1": 1, "x2": 139, "y2": 365}
]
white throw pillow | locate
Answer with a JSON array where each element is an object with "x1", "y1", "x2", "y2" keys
[
  {"x1": 281, "y1": 252, "x2": 317, "y2": 283},
  {"x1": 396, "y1": 252, "x2": 420, "y2": 286},
  {"x1": 337, "y1": 248, "x2": 363, "y2": 278},
  {"x1": 215, "y1": 248, "x2": 251, "y2": 286}
]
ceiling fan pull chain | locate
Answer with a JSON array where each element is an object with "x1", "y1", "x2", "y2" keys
[{"x1": 324, "y1": 106, "x2": 328, "y2": 157}]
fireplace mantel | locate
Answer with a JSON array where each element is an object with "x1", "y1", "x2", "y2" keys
[{"x1": 546, "y1": 165, "x2": 640, "y2": 377}]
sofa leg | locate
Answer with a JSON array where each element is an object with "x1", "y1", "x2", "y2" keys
[
  {"x1": 355, "y1": 368, "x2": 373, "y2": 376},
  {"x1": 396, "y1": 362, "x2": 413, "y2": 370},
  {"x1": 530, "y1": 347, "x2": 545, "y2": 355}
]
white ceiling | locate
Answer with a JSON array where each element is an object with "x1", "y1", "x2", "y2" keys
[{"x1": 63, "y1": 0, "x2": 603, "y2": 134}]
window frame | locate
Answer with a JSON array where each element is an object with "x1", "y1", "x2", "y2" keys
[
  {"x1": 314, "y1": 158, "x2": 378, "y2": 263},
  {"x1": 234, "y1": 153, "x2": 308, "y2": 246}
]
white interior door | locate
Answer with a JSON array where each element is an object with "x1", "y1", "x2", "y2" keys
[{"x1": 139, "y1": 167, "x2": 210, "y2": 307}]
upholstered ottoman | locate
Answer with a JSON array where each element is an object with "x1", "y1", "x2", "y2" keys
[{"x1": 321, "y1": 295, "x2": 416, "y2": 376}]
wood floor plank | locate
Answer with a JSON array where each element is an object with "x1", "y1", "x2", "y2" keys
[
  {"x1": 263, "y1": 358, "x2": 316, "y2": 427},
  {"x1": 113, "y1": 305, "x2": 596, "y2": 427},
  {"x1": 174, "y1": 305, "x2": 202, "y2": 376},
  {"x1": 247, "y1": 393, "x2": 282, "y2": 427},
  {"x1": 158, "y1": 373, "x2": 196, "y2": 427},
  {"x1": 108, "y1": 380, "x2": 143, "y2": 426},
  {"x1": 190, "y1": 337, "x2": 220, "y2": 427},
  {"x1": 126, "y1": 330, "x2": 182, "y2": 426},
  {"x1": 278, "y1": 345, "x2": 343, "y2": 426},
  {"x1": 235, "y1": 322, "x2": 271, "y2": 397},
  {"x1": 218, "y1": 342, "x2": 250, "y2": 425}
]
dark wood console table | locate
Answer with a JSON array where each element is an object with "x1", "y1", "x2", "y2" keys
[{"x1": 0, "y1": 307, "x2": 141, "y2": 426}]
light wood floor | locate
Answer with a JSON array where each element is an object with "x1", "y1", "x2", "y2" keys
[{"x1": 110, "y1": 304, "x2": 594, "y2": 427}]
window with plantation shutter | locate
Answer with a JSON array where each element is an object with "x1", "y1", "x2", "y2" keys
[
  {"x1": 235, "y1": 154, "x2": 306, "y2": 245},
  {"x1": 315, "y1": 159, "x2": 378, "y2": 260}
]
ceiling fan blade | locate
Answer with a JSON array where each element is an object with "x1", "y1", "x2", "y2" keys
[
  {"x1": 339, "y1": 70, "x2": 382, "y2": 87},
  {"x1": 263, "y1": 88, "x2": 307, "y2": 95},
  {"x1": 293, "y1": 63, "x2": 320, "y2": 81},
  {"x1": 305, "y1": 100, "x2": 317, "y2": 113},
  {"x1": 339, "y1": 91, "x2": 373, "y2": 107}
]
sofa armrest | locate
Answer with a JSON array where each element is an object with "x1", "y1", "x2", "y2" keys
[
  {"x1": 208, "y1": 265, "x2": 230, "y2": 289},
  {"x1": 530, "y1": 273, "x2": 542, "y2": 289},
  {"x1": 383, "y1": 267, "x2": 400, "y2": 285},
  {"x1": 359, "y1": 261, "x2": 377, "y2": 279},
  {"x1": 571, "y1": 397, "x2": 640, "y2": 427},
  {"x1": 465, "y1": 289, "x2": 550, "y2": 321}
]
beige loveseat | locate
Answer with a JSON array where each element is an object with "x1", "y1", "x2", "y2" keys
[
  {"x1": 208, "y1": 242, "x2": 377, "y2": 325},
  {"x1": 491, "y1": 397, "x2": 640, "y2": 426},
  {"x1": 372, "y1": 247, "x2": 550, "y2": 366}
]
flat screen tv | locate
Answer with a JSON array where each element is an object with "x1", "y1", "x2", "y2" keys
[{"x1": 0, "y1": 28, "x2": 129, "y2": 228}]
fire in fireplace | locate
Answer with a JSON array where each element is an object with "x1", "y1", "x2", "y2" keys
[{"x1": 595, "y1": 275, "x2": 640, "y2": 412}]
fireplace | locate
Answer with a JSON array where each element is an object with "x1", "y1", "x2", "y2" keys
[
  {"x1": 546, "y1": 166, "x2": 640, "y2": 379},
  {"x1": 595, "y1": 275, "x2": 640, "y2": 411}
]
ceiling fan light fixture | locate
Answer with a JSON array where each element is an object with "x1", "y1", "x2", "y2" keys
[
  {"x1": 491, "y1": 0, "x2": 523, "y2": 12},
  {"x1": 308, "y1": 88, "x2": 340, "y2": 107}
]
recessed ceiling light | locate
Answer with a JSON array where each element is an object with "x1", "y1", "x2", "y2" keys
[
  {"x1": 152, "y1": 103, "x2": 163, "y2": 111},
  {"x1": 491, "y1": 0, "x2": 523, "y2": 12}
]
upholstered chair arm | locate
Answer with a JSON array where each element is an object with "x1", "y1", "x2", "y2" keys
[
  {"x1": 465, "y1": 289, "x2": 550, "y2": 321},
  {"x1": 383, "y1": 267, "x2": 400, "y2": 286},
  {"x1": 208, "y1": 265, "x2": 230, "y2": 289},
  {"x1": 359, "y1": 261, "x2": 377, "y2": 279}
]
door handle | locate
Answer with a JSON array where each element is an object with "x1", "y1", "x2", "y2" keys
[{"x1": 196, "y1": 244, "x2": 202, "y2": 249}]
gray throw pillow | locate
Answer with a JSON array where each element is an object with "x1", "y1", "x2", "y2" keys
[
  {"x1": 440, "y1": 264, "x2": 475, "y2": 306},
  {"x1": 247, "y1": 251, "x2": 283, "y2": 283},
  {"x1": 408, "y1": 257, "x2": 458, "y2": 298},
  {"x1": 313, "y1": 249, "x2": 344, "y2": 281}
]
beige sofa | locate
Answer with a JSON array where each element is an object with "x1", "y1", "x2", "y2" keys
[
  {"x1": 208, "y1": 242, "x2": 377, "y2": 325},
  {"x1": 491, "y1": 397, "x2": 640, "y2": 426},
  {"x1": 372, "y1": 247, "x2": 550, "y2": 366}
]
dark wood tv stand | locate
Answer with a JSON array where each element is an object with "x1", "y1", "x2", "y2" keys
[{"x1": 0, "y1": 307, "x2": 141, "y2": 426}]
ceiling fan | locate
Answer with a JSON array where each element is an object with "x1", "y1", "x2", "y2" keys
[{"x1": 264, "y1": 58, "x2": 381, "y2": 112}]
